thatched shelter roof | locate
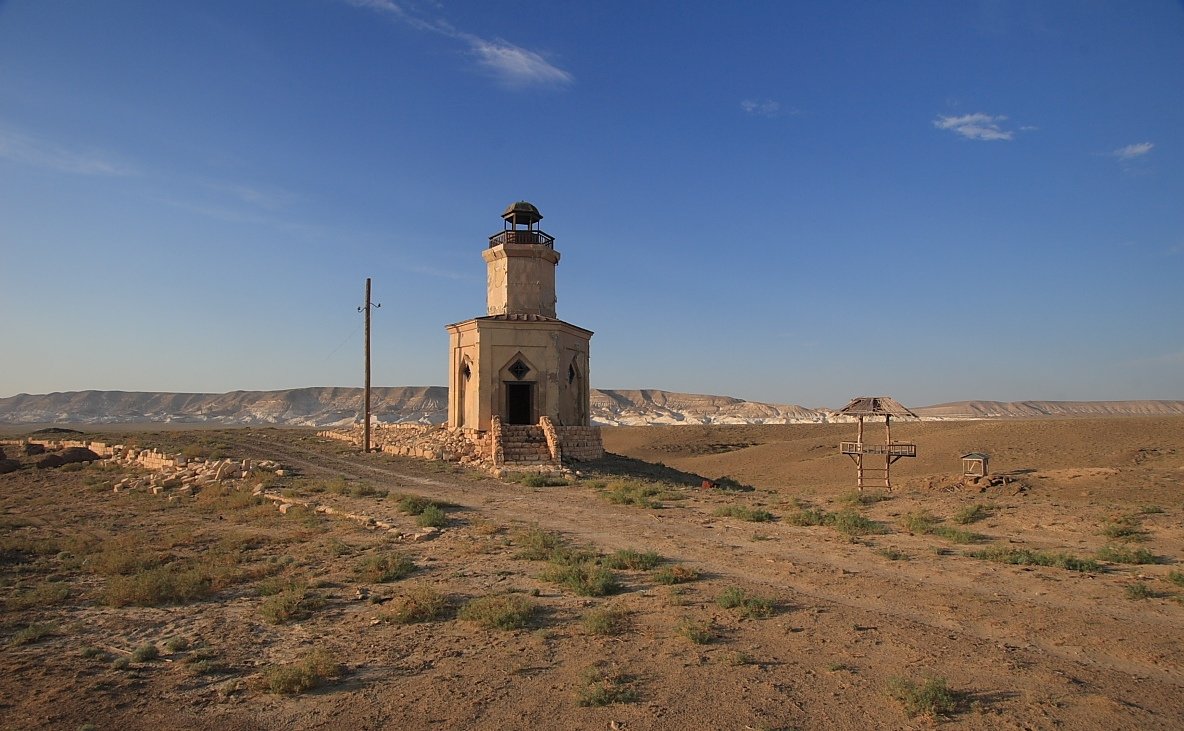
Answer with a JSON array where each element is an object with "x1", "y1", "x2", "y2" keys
[{"x1": 836, "y1": 396, "x2": 918, "y2": 418}]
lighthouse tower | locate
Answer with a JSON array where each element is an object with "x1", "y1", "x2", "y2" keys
[{"x1": 446, "y1": 202, "x2": 593, "y2": 432}]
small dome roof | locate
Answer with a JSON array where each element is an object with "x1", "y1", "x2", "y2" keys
[{"x1": 502, "y1": 201, "x2": 543, "y2": 225}]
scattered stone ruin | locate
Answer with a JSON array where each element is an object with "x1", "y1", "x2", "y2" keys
[
  {"x1": 319, "y1": 414, "x2": 603, "y2": 477},
  {"x1": 0, "y1": 436, "x2": 286, "y2": 500}
]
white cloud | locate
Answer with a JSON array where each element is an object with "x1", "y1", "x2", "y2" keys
[
  {"x1": 0, "y1": 128, "x2": 136, "y2": 176},
  {"x1": 741, "y1": 99, "x2": 781, "y2": 117},
  {"x1": 344, "y1": 0, "x2": 572, "y2": 88},
  {"x1": 1112, "y1": 142, "x2": 1153, "y2": 160},
  {"x1": 933, "y1": 113, "x2": 1014, "y2": 141},
  {"x1": 465, "y1": 37, "x2": 573, "y2": 87}
]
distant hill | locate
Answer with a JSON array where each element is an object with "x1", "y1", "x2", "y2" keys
[
  {"x1": 0, "y1": 389, "x2": 1180, "y2": 427},
  {"x1": 0, "y1": 387, "x2": 447, "y2": 427},
  {"x1": 913, "y1": 400, "x2": 1184, "y2": 419}
]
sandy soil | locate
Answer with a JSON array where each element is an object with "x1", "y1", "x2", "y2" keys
[{"x1": 1, "y1": 418, "x2": 1182, "y2": 730}]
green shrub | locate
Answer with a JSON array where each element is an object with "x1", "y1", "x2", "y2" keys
[
  {"x1": 1096, "y1": 545, "x2": 1157, "y2": 564},
  {"x1": 385, "y1": 584, "x2": 447, "y2": 624},
  {"x1": 416, "y1": 505, "x2": 447, "y2": 528},
  {"x1": 394, "y1": 493, "x2": 452, "y2": 515},
  {"x1": 841, "y1": 490, "x2": 889, "y2": 505},
  {"x1": 548, "y1": 545, "x2": 599, "y2": 566},
  {"x1": 164, "y1": 636, "x2": 190, "y2": 653},
  {"x1": 513, "y1": 525, "x2": 567, "y2": 561},
  {"x1": 1101, "y1": 516, "x2": 1146, "y2": 542},
  {"x1": 888, "y1": 676, "x2": 958, "y2": 718},
  {"x1": 355, "y1": 553, "x2": 415, "y2": 583},
  {"x1": 10, "y1": 623, "x2": 56, "y2": 646},
  {"x1": 604, "y1": 549, "x2": 662, "y2": 571},
  {"x1": 966, "y1": 546, "x2": 1099, "y2": 572},
  {"x1": 785, "y1": 507, "x2": 829, "y2": 526},
  {"x1": 653, "y1": 565, "x2": 699, "y2": 585},
  {"x1": 542, "y1": 562, "x2": 621, "y2": 596},
  {"x1": 931, "y1": 525, "x2": 982, "y2": 544},
  {"x1": 902, "y1": 512, "x2": 979, "y2": 542},
  {"x1": 1167, "y1": 570, "x2": 1184, "y2": 587},
  {"x1": 576, "y1": 665, "x2": 639, "y2": 706},
  {"x1": 458, "y1": 594, "x2": 536, "y2": 630},
  {"x1": 829, "y1": 508, "x2": 886, "y2": 537},
  {"x1": 520, "y1": 474, "x2": 569, "y2": 487},
  {"x1": 675, "y1": 618, "x2": 714, "y2": 644},
  {"x1": 582, "y1": 605, "x2": 630, "y2": 636},
  {"x1": 713, "y1": 505, "x2": 775, "y2": 523},
  {"x1": 1125, "y1": 582, "x2": 1155, "y2": 600},
  {"x1": 131, "y1": 643, "x2": 160, "y2": 662},
  {"x1": 715, "y1": 586, "x2": 774, "y2": 619},
  {"x1": 878, "y1": 547, "x2": 909, "y2": 561},
  {"x1": 954, "y1": 504, "x2": 990, "y2": 524},
  {"x1": 902, "y1": 511, "x2": 939, "y2": 534},
  {"x1": 598, "y1": 481, "x2": 668, "y2": 508}
]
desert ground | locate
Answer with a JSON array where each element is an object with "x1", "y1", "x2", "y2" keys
[{"x1": 1, "y1": 417, "x2": 1182, "y2": 730}]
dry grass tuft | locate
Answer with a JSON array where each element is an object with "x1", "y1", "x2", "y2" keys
[{"x1": 458, "y1": 594, "x2": 536, "y2": 630}]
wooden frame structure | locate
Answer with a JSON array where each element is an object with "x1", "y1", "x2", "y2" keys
[
  {"x1": 961, "y1": 452, "x2": 989, "y2": 478},
  {"x1": 838, "y1": 396, "x2": 918, "y2": 491}
]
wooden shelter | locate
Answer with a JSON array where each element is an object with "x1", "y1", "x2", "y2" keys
[
  {"x1": 838, "y1": 396, "x2": 918, "y2": 491},
  {"x1": 961, "y1": 452, "x2": 989, "y2": 478}
]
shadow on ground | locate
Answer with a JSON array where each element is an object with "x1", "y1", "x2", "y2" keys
[{"x1": 577, "y1": 452, "x2": 709, "y2": 486}]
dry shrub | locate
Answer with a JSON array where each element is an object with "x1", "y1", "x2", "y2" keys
[
  {"x1": 458, "y1": 594, "x2": 536, "y2": 630},
  {"x1": 263, "y1": 648, "x2": 341, "y2": 695},
  {"x1": 355, "y1": 553, "x2": 415, "y2": 583},
  {"x1": 386, "y1": 584, "x2": 447, "y2": 624}
]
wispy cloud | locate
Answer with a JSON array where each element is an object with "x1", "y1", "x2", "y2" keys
[
  {"x1": 203, "y1": 181, "x2": 297, "y2": 210},
  {"x1": 1111, "y1": 142, "x2": 1153, "y2": 161},
  {"x1": 465, "y1": 37, "x2": 573, "y2": 87},
  {"x1": 933, "y1": 113, "x2": 1014, "y2": 141},
  {"x1": 344, "y1": 0, "x2": 572, "y2": 88},
  {"x1": 741, "y1": 99, "x2": 783, "y2": 117},
  {"x1": 0, "y1": 128, "x2": 137, "y2": 176}
]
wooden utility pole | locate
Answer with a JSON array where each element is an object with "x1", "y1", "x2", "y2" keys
[{"x1": 358, "y1": 278, "x2": 380, "y2": 453}]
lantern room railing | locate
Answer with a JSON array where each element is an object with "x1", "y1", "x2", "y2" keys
[{"x1": 489, "y1": 230, "x2": 555, "y2": 248}]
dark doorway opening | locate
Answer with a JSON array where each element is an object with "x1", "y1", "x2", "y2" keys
[{"x1": 506, "y1": 383, "x2": 533, "y2": 425}]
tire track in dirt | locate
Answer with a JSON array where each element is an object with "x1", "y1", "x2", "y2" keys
[{"x1": 228, "y1": 434, "x2": 1184, "y2": 690}]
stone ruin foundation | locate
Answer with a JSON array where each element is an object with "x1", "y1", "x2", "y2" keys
[{"x1": 319, "y1": 416, "x2": 603, "y2": 477}]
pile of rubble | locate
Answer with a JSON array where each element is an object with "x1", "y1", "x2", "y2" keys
[
  {"x1": 932, "y1": 474, "x2": 1027, "y2": 495},
  {"x1": 0, "y1": 436, "x2": 288, "y2": 500},
  {"x1": 111, "y1": 456, "x2": 284, "y2": 497}
]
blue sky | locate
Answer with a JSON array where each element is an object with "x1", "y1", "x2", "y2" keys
[{"x1": 1, "y1": 0, "x2": 1181, "y2": 408}]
